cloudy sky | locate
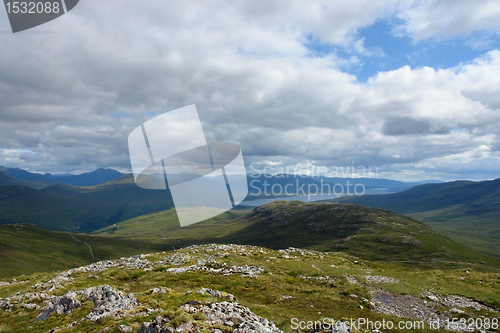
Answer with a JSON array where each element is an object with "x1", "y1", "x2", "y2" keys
[{"x1": 1, "y1": 0, "x2": 500, "y2": 181}]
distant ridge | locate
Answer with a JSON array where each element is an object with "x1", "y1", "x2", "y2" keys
[
  {"x1": 0, "y1": 170, "x2": 51, "y2": 189},
  {"x1": 0, "y1": 166, "x2": 123, "y2": 187}
]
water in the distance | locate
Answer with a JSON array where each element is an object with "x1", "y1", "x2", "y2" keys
[{"x1": 240, "y1": 188, "x2": 392, "y2": 207}]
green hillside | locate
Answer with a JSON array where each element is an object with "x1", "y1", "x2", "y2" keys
[
  {"x1": 0, "y1": 224, "x2": 165, "y2": 279},
  {"x1": 97, "y1": 201, "x2": 500, "y2": 269},
  {"x1": 0, "y1": 173, "x2": 316, "y2": 232},
  {"x1": 331, "y1": 178, "x2": 500, "y2": 258},
  {"x1": 0, "y1": 207, "x2": 251, "y2": 279},
  {"x1": 0, "y1": 175, "x2": 175, "y2": 232},
  {"x1": 3, "y1": 201, "x2": 499, "y2": 280}
]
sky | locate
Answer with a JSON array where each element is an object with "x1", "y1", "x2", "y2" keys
[{"x1": 1, "y1": 0, "x2": 500, "y2": 181}]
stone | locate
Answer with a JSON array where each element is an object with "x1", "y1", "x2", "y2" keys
[
  {"x1": 35, "y1": 291, "x2": 81, "y2": 321},
  {"x1": 175, "y1": 321, "x2": 195, "y2": 332},
  {"x1": 118, "y1": 325, "x2": 133, "y2": 332}
]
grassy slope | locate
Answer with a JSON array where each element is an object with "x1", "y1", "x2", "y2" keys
[
  {"x1": 0, "y1": 245, "x2": 499, "y2": 333},
  {"x1": 0, "y1": 208, "x2": 250, "y2": 280},
  {"x1": 98, "y1": 201, "x2": 500, "y2": 269},
  {"x1": 331, "y1": 179, "x2": 500, "y2": 258},
  {"x1": 3, "y1": 201, "x2": 499, "y2": 279},
  {"x1": 0, "y1": 224, "x2": 163, "y2": 279},
  {"x1": 223, "y1": 201, "x2": 500, "y2": 267}
]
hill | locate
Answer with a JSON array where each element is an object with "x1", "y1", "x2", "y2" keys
[
  {"x1": 0, "y1": 166, "x2": 123, "y2": 187},
  {"x1": 0, "y1": 175, "x2": 175, "y2": 232},
  {"x1": 331, "y1": 178, "x2": 500, "y2": 258},
  {"x1": 0, "y1": 224, "x2": 158, "y2": 279},
  {"x1": 3, "y1": 201, "x2": 498, "y2": 280},
  {"x1": 96, "y1": 201, "x2": 500, "y2": 269},
  {"x1": 319, "y1": 176, "x2": 442, "y2": 192},
  {"x1": 0, "y1": 207, "x2": 251, "y2": 280},
  {"x1": 0, "y1": 244, "x2": 499, "y2": 333},
  {"x1": 52, "y1": 168, "x2": 124, "y2": 186}
]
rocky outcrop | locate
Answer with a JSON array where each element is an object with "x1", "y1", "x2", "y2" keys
[
  {"x1": 1, "y1": 243, "x2": 497, "y2": 333},
  {"x1": 166, "y1": 263, "x2": 264, "y2": 277},
  {"x1": 196, "y1": 288, "x2": 237, "y2": 301},
  {"x1": 364, "y1": 275, "x2": 399, "y2": 284},
  {"x1": 138, "y1": 301, "x2": 285, "y2": 333},
  {"x1": 35, "y1": 291, "x2": 81, "y2": 321},
  {"x1": 137, "y1": 316, "x2": 173, "y2": 333},
  {"x1": 34, "y1": 284, "x2": 137, "y2": 322},
  {"x1": 21, "y1": 244, "x2": 266, "y2": 296},
  {"x1": 369, "y1": 289, "x2": 497, "y2": 331},
  {"x1": 83, "y1": 284, "x2": 138, "y2": 322}
]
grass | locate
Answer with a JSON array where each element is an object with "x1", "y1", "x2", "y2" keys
[
  {"x1": 220, "y1": 201, "x2": 499, "y2": 265},
  {"x1": 0, "y1": 224, "x2": 160, "y2": 279},
  {"x1": 408, "y1": 208, "x2": 500, "y2": 258},
  {"x1": 0, "y1": 208, "x2": 250, "y2": 279},
  {"x1": 2, "y1": 201, "x2": 499, "y2": 280},
  {"x1": 97, "y1": 201, "x2": 500, "y2": 270},
  {"x1": 0, "y1": 245, "x2": 499, "y2": 333}
]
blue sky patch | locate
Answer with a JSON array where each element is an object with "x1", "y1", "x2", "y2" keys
[{"x1": 306, "y1": 20, "x2": 500, "y2": 82}]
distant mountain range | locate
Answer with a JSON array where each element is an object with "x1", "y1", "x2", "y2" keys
[
  {"x1": 0, "y1": 169, "x2": 52, "y2": 189},
  {"x1": 332, "y1": 178, "x2": 500, "y2": 258},
  {"x1": 0, "y1": 166, "x2": 123, "y2": 187},
  {"x1": 0, "y1": 165, "x2": 451, "y2": 235},
  {"x1": 1, "y1": 165, "x2": 442, "y2": 192}
]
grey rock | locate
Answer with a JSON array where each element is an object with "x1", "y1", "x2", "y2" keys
[
  {"x1": 175, "y1": 321, "x2": 196, "y2": 332},
  {"x1": 119, "y1": 324, "x2": 133, "y2": 332},
  {"x1": 22, "y1": 303, "x2": 40, "y2": 310},
  {"x1": 35, "y1": 291, "x2": 81, "y2": 321},
  {"x1": 85, "y1": 285, "x2": 138, "y2": 322},
  {"x1": 137, "y1": 316, "x2": 173, "y2": 333}
]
